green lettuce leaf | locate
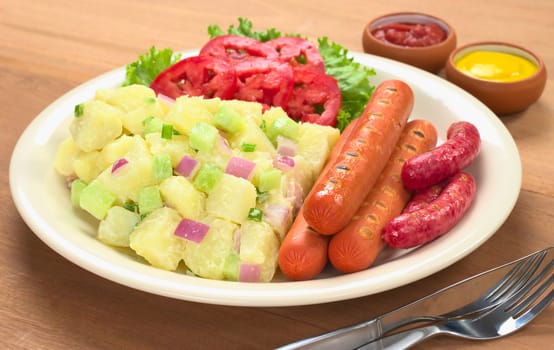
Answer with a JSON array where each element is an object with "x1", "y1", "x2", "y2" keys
[
  {"x1": 208, "y1": 17, "x2": 282, "y2": 42},
  {"x1": 123, "y1": 46, "x2": 181, "y2": 87}
]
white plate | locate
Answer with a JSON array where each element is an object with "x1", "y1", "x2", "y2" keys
[{"x1": 9, "y1": 50, "x2": 521, "y2": 307}]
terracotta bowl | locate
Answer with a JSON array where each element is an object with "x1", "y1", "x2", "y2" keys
[
  {"x1": 362, "y1": 12, "x2": 457, "y2": 73},
  {"x1": 445, "y1": 42, "x2": 547, "y2": 115}
]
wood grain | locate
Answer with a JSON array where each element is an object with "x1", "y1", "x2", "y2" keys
[{"x1": 1, "y1": 0, "x2": 553, "y2": 349}]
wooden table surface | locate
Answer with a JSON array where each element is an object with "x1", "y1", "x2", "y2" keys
[{"x1": 2, "y1": 0, "x2": 553, "y2": 349}]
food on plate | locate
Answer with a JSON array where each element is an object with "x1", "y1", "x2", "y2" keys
[
  {"x1": 124, "y1": 18, "x2": 376, "y2": 131},
  {"x1": 401, "y1": 121, "x2": 481, "y2": 190},
  {"x1": 54, "y1": 84, "x2": 341, "y2": 282},
  {"x1": 277, "y1": 118, "x2": 361, "y2": 280},
  {"x1": 402, "y1": 180, "x2": 447, "y2": 214},
  {"x1": 382, "y1": 172, "x2": 477, "y2": 248},
  {"x1": 277, "y1": 209, "x2": 329, "y2": 281},
  {"x1": 371, "y1": 22, "x2": 447, "y2": 47},
  {"x1": 454, "y1": 50, "x2": 538, "y2": 82},
  {"x1": 267, "y1": 36, "x2": 325, "y2": 72},
  {"x1": 302, "y1": 80, "x2": 414, "y2": 235},
  {"x1": 328, "y1": 119, "x2": 438, "y2": 273},
  {"x1": 150, "y1": 55, "x2": 237, "y2": 99}
]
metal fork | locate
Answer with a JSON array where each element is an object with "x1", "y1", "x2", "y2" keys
[
  {"x1": 277, "y1": 247, "x2": 552, "y2": 350},
  {"x1": 359, "y1": 254, "x2": 554, "y2": 349},
  {"x1": 378, "y1": 248, "x2": 549, "y2": 333}
]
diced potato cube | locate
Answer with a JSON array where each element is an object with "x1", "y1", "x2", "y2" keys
[
  {"x1": 129, "y1": 207, "x2": 185, "y2": 271},
  {"x1": 229, "y1": 118, "x2": 276, "y2": 155},
  {"x1": 220, "y1": 99, "x2": 263, "y2": 125},
  {"x1": 159, "y1": 176, "x2": 206, "y2": 220},
  {"x1": 165, "y1": 96, "x2": 217, "y2": 135},
  {"x1": 96, "y1": 136, "x2": 159, "y2": 203},
  {"x1": 183, "y1": 216, "x2": 238, "y2": 280},
  {"x1": 98, "y1": 206, "x2": 140, "y2": 247},
  {"x1": 98, "y1": 135, "x2": 135, "y2": 170},
  {"x1": 297, "y1": 122, "x2": 340, "y2": 178},
  {"x1": 239, "y1": 220, "x2": 280, "y2": 282},
  {"x1": 69, "y1": 100, "x2": 123, "y2": 152},
  {"x1": 54, "y1": 137, "x2": 81, "y2": 177},
  {"x1": 206, "y1": 173, "x2": 257, "y2": 224},
  {"x1": 145, "y1": 133, "x2": 194, "y2": 167},
  {"x1": 95, "y1": 84, "x2": 156, "y2": 112},
  {"x1": 73, "y1": 150, "x2": 102, "y2": 183}
]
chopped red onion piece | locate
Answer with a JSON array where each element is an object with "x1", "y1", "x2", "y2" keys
[
  {"x1": 174, "y1": 218, "x2": 210, "y2": 243},
  {"x1": 273, "y1": 156, "x2": 295, "y2": 171},
  {"x1": 239, "y1": 263, "x2": 261, "y2": 282},
  {"x1": 286, "y1": 179, "x2": 304, "y2": 213},
  {"x1": 216, "y1": 134, "x2": 232, "y2": 155},
  {"x1": 157, "y1": 93, "x2": 176, "y2": 106},
  {"x1": 276, "y1": 135, "x2": 297, "y2": 157},
  {"x1": 225, "y1": 156, "x2": 256, "y2": 180},
  {"x1": 111, "y1": 158, "x2": 129, "y2": 174},
  {"x1": 263, "y1": 204, "x2": 291, "y2": 232},
  {"x1": 176, "y1": 156, "x2": 199, "y2": 178},
  {"x1": 233, "y1": 228, "x2": 242, "y2": 253}
]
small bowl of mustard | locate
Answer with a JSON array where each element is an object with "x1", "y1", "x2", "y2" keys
[
  {"x1": 362, "y1": 12, "x2": 457, "y2": 73},
  {"x1": 445, "y1": 41, "x2": 547, "y2": 115}
]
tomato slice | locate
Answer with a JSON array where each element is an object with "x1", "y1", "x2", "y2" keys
[
  {"x1": 267, "y1": 37, "x2": 325, "y2": 72},
  {"x1": 285, "y1": 69, "x2": 341, "y2": 127},
  {"x1": 150, "y1": 55, "x2": 237, "y2": 99},
  {"x1": 199, "y1": 35, "x2": 279, "y2": 63},
  {"x1": 233, "y1": 58, "x2": 294, "y2": 108}
]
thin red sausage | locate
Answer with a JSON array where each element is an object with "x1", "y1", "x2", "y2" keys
[
  {"x1": 383, "y1": 172, "x2": 477, "y2": 249},
  {"x1": 303, "y1": 80, "x2": 414, "y2": 235},
  {"x1": 402, "y1": 121, "x2": 480, "y2": 190}
]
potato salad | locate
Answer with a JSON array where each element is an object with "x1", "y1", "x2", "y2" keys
[{"x1": 54, "y1": 84, "x2": 339, "y2": 282}]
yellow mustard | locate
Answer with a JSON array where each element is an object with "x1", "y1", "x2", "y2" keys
[{"x1": 455, "y1": 51, "x2": 538, "y2": 82}]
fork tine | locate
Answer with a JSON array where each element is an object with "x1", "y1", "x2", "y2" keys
[
  {"x1": 497, "y1": 289, "x2": 554, "y2": 336},
  {"x1": 486, "y1": 250, "x2": 548, "y2": 303},
  {"x1": 508, "y1": 260, "x2": 554, "y2": 317}
]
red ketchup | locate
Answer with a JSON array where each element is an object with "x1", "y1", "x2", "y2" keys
[{"x1": 371, "y1": 23, "x2": 446, "y2": 47}]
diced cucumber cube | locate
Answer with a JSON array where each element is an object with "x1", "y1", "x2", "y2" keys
[
  {"x1": 214, "y1": 105, "x2": 245, "y2": 134},
  {"x1": 193, "y1": 163, "x2": 223, "y2": 193},
  {"x1": 79, "y1": 180, "x2": 117, "y2": 220},
  {"x1": 138, "y1": 186, "x2": 163, "y2": 216},
  {"x1": 223, "y1": 252, "x2": 240, "y2": 281},
  {"x1": 142, "y1": 116, "x2": 164, "y2": 136},
  {"x1": 152, "y1": 154, "x2": 173, "y2": 180},
  {"x1": 98, "y1": 206, "x2": 140, "y2": 247},
  {"x1": 70, "y1": 179, "x2": 88, "y2": 207},
  {"x1": 258, "y1": 168, "x2": 282, "y2": 192},
  {"x1": 189, "y1": 122, "x2": 218, "y2": 152},
  {"x1": 266, "y1": 116, "x2": 300, "y2": 143}
]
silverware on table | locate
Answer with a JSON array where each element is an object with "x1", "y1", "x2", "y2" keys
[
  {"x1": 277, "y1": 246, "x2": 553, "y2": 350},
  {"x1": 359, "y1": 251, "x2": 553, "y2": 349}
]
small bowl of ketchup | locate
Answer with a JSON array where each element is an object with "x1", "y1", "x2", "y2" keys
[
  {"x1": 445, "y1": 42, "x2": 547, "y2": 115},
  {"x1": 362, "y1": 12, "x2": 457, "y2": 73}
]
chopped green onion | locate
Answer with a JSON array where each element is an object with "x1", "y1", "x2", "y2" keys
[
  {"x1": 161, "y1": 124, "x2": 173, "y2": 140},
  {"x1": 123, "y1": 201, "x2": 137, "y2": 213},
  {"x1": 74, "y1": 103, "x2": 84, "y2": 117},
  {"x1": 247, "y1": 208, "x2": 263, "y2": 222},
  {"x1": 256, "y1": 188, "x2": 270, "y2": 204},
  {"x1": 241, "y1": 143, "x2": 257, "y2": 152},
  {"x1": 259, "y1": 119, "x2": 266, "y2": 132},
  {"x1": 142, "y1": 116, "x2": 155, "y2": 126},
  {"x1": 145, "y1": 97, "x2": 157, "y2": 104}
]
